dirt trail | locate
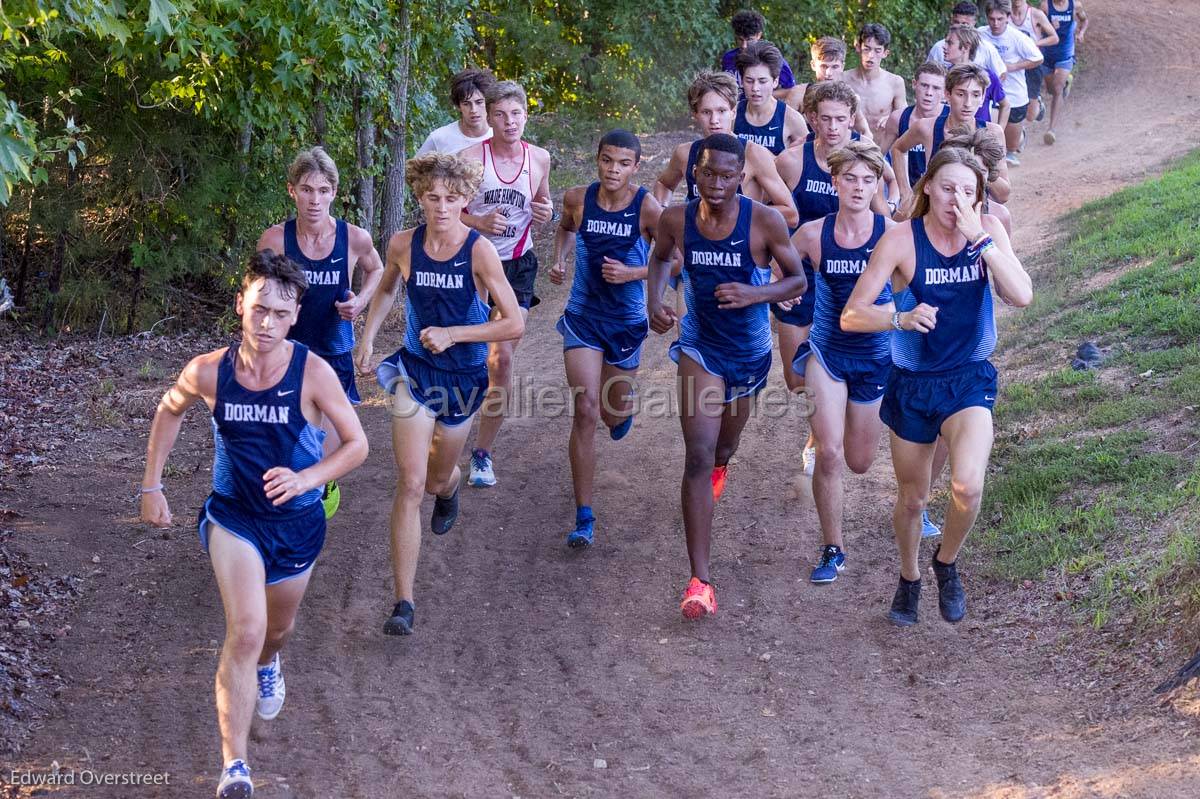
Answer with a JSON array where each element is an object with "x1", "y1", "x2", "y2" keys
[{"x1": 5, "y1": 1, "x2": 1200, "y2": 796}]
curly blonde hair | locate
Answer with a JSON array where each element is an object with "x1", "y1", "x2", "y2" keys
[{"x1": 405, "y1": 152, "x2": 485, "y2": 198}]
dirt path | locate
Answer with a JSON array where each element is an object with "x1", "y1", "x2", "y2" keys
[{"x1": 6, "y1": 1, "x2": 1200, "y2": 796}]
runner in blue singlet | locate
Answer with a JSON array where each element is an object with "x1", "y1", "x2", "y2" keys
[
  {"x1": 647, "y1": 134, "x2": 807, "y2": 622},
  {"x1": 841, "y1": 146, "x2": 1032, "y2": 628},
  {"x1": 139, "y1": 251, "x2": 368, "y2": 798},
  {"x1": 549, "y1": 129, "x2": 663, "y2": 549},
  {"x1": 357, "y1": 153, "x2": 525, "y2": 639}
]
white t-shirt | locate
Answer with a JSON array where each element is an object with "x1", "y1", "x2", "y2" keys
[
  {"x1": 977, "y1": 24, "x2": 1043, "y2": 107},
  {"x1": 927, "y1": 38, "x2": 1007, "y2": 80},
  {"x1": 415, "y1": 121, "x2": 492, "y2": 156}
]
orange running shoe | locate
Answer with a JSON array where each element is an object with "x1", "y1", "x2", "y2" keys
[
  {"x1": 711, "y1": 465, "x2": 728, "y2": 502},
  {"x1": 680, "y1": 577, "x2": 717, "y2": 619}
]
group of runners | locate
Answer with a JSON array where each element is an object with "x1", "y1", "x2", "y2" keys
[{"x1": 135, "y1": 2, "x2": 1084, "y2": 795}]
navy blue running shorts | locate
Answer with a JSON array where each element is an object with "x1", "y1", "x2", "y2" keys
[
  {"x1": 670, "y1": 342, "x2": 771, "y2": 403},
  {"x1": 880, "y1": 360, "x2": 998, "y2": 444},
  {"x1": 557, "y1": 310, "x2": 649, "y2": 369},
  {"x1": 199, "y1": 494, "x2": 326, "y2": 584},
  {"x1": 377, "y1": 348, "x2": 489, "y2": 427},
  {"x1": 319, "y1": 350, "x2": 361, "y2": 405},
  {"x1": 793, "y1": 340, "x2": 891, "y2": 404}
]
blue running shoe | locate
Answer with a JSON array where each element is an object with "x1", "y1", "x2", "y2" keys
[
  {"x1": 932, "y1": 546, "x2": 967, "y2": 623},
  {"x1": 567, "y1": 507, "x2": 595, "y2": 549},
  {"x1": 609, "y1": 415, "x2": 634, "y2": 441},
  {"x1": 921, "y1": 511, "x2": 941, "y2": 539},
  {"x1": 431, "y1": 485, "x2": 460, "y2": 535},
  {"x1": 217, "y1": 759, "x2": 253, "y2": 798},
  {"x1": 809, "y1": 545, "x2": 846, "y2": 584},
  {"x1": 889, "y1": 577, "x2": 921, "y2": 626}
]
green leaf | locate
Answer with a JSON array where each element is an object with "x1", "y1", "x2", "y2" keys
[{"x1": 149, "y1": 0, "x2": 179, "y2": 36}]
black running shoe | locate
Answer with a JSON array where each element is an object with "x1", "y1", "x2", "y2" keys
[
  {"x1": 889, "y1": 577, "x2": 921, "y2": 627},
  {"x1": 932, "y1": 547, "x2": 967, "y2": 623},
  {"x1": 430, "y1": 486, "x2": 460, "y2": 535},
  {"x1": 383, "y1": 600, "x2": 415, "y2": 636}
]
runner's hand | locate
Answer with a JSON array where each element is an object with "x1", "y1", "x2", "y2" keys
[
  {"x1": 951, "y1": 186, "x2": 984, "y2": 241},
  {"x1": 549, "y1": 260, "x2": 567, "y2": 285},
  {"x1": 901, "y1": 304, "x2": 939, "y2": 333},
  {"x1": 649, "y1": 303, "x2": 677, "y2": 334},
  {"x1": 353, "y1": 342, "x2": 374, "y2": 376},
  {"x1": 714, "y1": 282, "x2": 758, "y2": 309},
  {"x1": 776, "y1": 296, "x2": 798, "y2": 312},
  {"x1": 477, "y1": 209, "x2": 510, "y2": 236},
  {"x1": 335, "y1": 290, "x2": 366, "y2": 321},
  {"x1": 420, "y1": 326, "x2": 455, "y2": 354},
  {"x1": 601, "y1": 256, "x2": 636, "y2": 284},
  {"x1": 140, "y1": 491, "x2": 172, "y2": 528},
  {"x1": 263, "y1": 467, "x2": 315, "y2": 506},
  {"x1": 531, "y1": 199, "x2": 554, "y2": 225}
]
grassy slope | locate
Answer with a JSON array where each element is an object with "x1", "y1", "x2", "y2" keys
[{"x1": 981, "y1": 151, "x2": 1200, "y2": 635}]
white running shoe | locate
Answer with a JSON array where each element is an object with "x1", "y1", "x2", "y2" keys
[
  {"x1": 468, "y1": 449, "x2": 497, "y2": 487},
  {"x1": 255, "y1": 653, "x2": 285, "y2": 721},
  {"x1": 802, "y1": 446, "x2": 817, "y2": 477},
  {"x1": 217, "y1": 759, "x2": 253, "y2": 798},
  {"x1": 1004, "y1": 152, "x2": 1021, "y2": 166}
]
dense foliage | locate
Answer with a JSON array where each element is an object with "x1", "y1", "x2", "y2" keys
[{"x1": 0, "y1": 0, "x2": 943, "y2": 334}]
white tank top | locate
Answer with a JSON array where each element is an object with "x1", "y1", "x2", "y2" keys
[
  {"x1": 1012, "y1": 5, "x2": 1037, "y2": 41},
  {"x1": 468, "y1": 140, "x2": 534, "y2": 260}
]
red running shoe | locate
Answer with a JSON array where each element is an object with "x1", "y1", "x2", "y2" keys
[
  {"x1": 680, "y1": 577, "x2": 717, "y2": 619},
  {"x1": 711, "y1": 465, "x2": 728, "y2": 502}
]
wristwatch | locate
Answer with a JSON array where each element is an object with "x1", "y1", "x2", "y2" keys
[{"x1": 892, "y1": 311, "x2": 903, "y2": 331}]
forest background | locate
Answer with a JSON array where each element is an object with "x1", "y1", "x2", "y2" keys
[{"x1": 0, "y1": 0, "x2": 941, "y2": 336}]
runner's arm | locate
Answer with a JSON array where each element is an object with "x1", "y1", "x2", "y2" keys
[
  {"x1": 975, "y1": 211, "x2": 1033, "y2": 307},
  {"x1": 268, "y1": 358, "x2": 367, "y2": 504},
  {"x1": 875, "y1": 161, "x2": 899, "y2": 218},
  {"x1": 890, "y1": 123, "x2": 922, "y2": 202},
  {"x1": 1033, "y1": 9, "x2": 1060, "y2": 48},
  {"x1": 1076, "y1": 2, "x2": 1089, "y2": 41},
  {"x1": 355, "y1": 231, "x2": 409, "y2": 373},
  {"x1": 748, "y1": 144, "x2": 799, "y2": 228},
  {"x1": 647, "y1": 208, "x2": 682, "y2": 331},
  {"x1": 653, "y1": 144, "x2": 686, "y2": 205},
  {"x1": 842, "y1": 225, "x2": 919, "y2": 333},
  {"x1": 139, "y1": 354, "x2": 213, "y2": 526},
  {"x1": 530, "y1": 147, "x2": 554, "y2": 224},
  {"x1": 450, "y1": 238, "x2": 525, "y2": 344},
  {"x1": 550, "y1": 186, "x2": 584, "y2": 285},
  {"x1": 755, "y1": 206, "x2": 806, "y2": 303},
  {"x1": 336, "y1": 225, "x2": 384, "y2": 320},
  {"x1": 605, "y1": 192, "x2": 665, "y2": 284}
]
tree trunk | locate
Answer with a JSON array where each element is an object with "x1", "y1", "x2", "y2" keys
[
  {"x1": 312, "y1": 79, "x2": 327, "y2": 146},
  {"x1": 379, "y1": 0, "x2": 412, "y2": 246},
  {"x1": 353, "y1": 80, "x2": 377, "y2": 241},
  {"x1": 41, "y1": 166, "x2": 76, "y2": 334},
  {"x1": 125, "y1": 246, "x2": 141, "y2": 335},
  {"x1": 15, "y1": 192, "x2": 34, "y2": 307}
]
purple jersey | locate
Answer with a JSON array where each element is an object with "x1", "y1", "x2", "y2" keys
[{"x1": 721, "y1": 48, "x2": 795, "y2": 91}]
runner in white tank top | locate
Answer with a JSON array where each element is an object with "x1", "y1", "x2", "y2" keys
[
  {"x1": 1010, "y1": 0, "x2": 1059, "y2": 127},
  {"x1": 468, "y1": 139, "x2": 535, "y2": 260},
  {"x1": 456, "y1": 80, "x2": 553, "y2": 489}
]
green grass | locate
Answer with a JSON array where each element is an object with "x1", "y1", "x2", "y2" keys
[{"x1": 981, "y1": 151, "x2": 1200, "y2": 632}]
